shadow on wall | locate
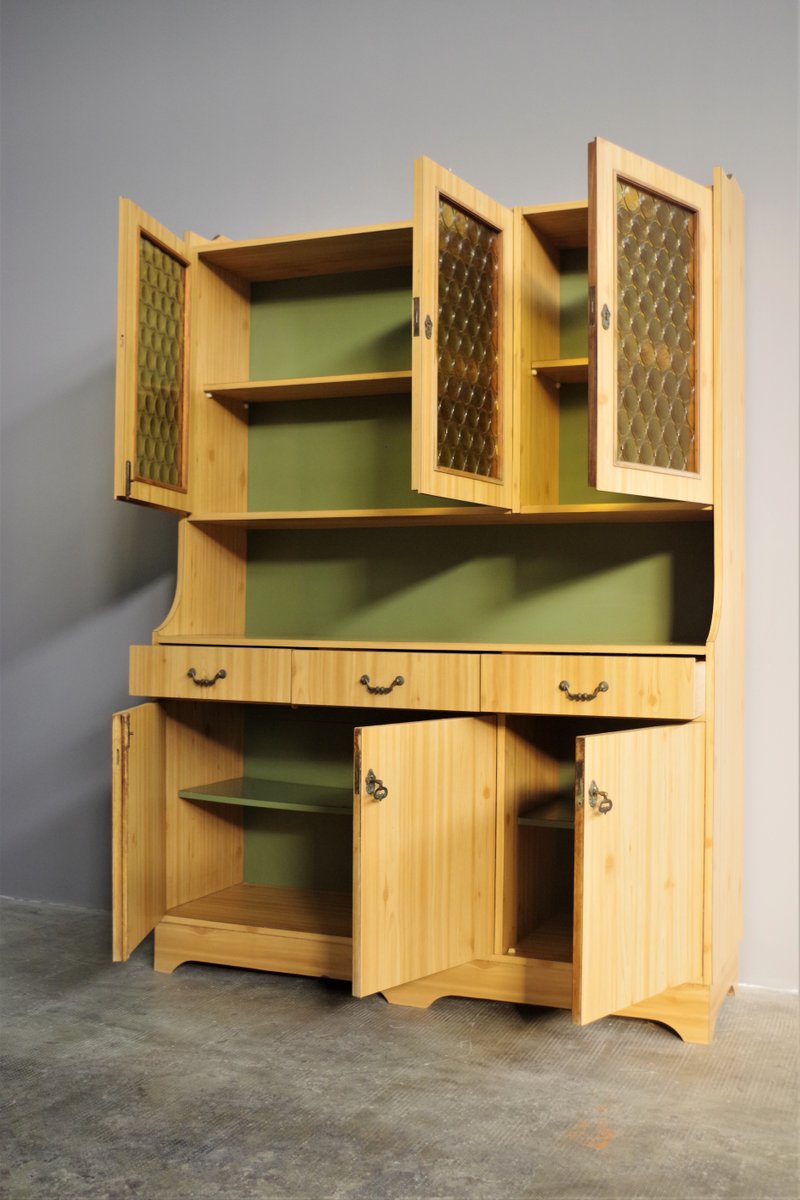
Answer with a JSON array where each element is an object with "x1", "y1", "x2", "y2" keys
[
  {"x1": 0, "y1": 359, "x2": 178, "y2": 667},
  {"x1": 0, "y1": 356, "x2": 179, "y2": 907}
]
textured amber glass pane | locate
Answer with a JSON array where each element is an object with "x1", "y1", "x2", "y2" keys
[
  {"x1": 136, "y1": 235, "x2": 185, "y2": 486},
  {"x1": 616, "y1": 181, "x2": 697, "y2": 473},
  {"x1": 437, "y1": 199, "x2": 500, "y2": 478}
]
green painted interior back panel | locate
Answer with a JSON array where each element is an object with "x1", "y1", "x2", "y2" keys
[
  {"x1": 241, "y1": 706, "x2": 427, "y2": 890},
  {"x1": 242, "y1": 706, "x2": 353, "y2": 891},
  {"x1": 248, "y1": 395, "x2": 461, "y2": 511},
  {"x1": 249, "y1": 269, "x2": 412, "y2": 380},
  {"x1": 245, "y1": 522, "x2": 713, "y2": 645},
  {"x1": 560, "y1": 248, "x2": 588, "y2": 359}
]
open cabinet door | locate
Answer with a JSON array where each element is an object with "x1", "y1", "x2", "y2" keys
[
  {"x1": 589, "y1": 139, "x2": 713, "y2": 503},
  {"x1": 353, "y1": 715, "x2": 496, "y2": 996},
  {"x1": 574, "y1": 722, "x2": 704, "y2": 1025},
  {"x1": 412, "y1": 158, "x2": 515, "y2": 509},
  {"x1": 115, "y1": 199, "x2": 192, "y2": 512},
  {"x1": 112, "y1": 703, "x2": 166, "y2": 961}
]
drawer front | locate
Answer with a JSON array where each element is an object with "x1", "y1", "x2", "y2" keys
[
  {"x1": 480, "y1": 654, "x2": 704, "y2": 719},
  {"x1": 130, "y1": 645, "x2": 292, "y2": 704},
  {"x1": 292, "y1": 650, "x2": 481, "y2": 712}
]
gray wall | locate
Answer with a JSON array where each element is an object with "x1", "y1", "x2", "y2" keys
[{"x1": 1, "y1": 0, "x2": 797, "y2": 990}]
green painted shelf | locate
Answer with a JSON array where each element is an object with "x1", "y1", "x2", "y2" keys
[{"x1": 179, "y1": 776, "x2": 353, "y2": 816}]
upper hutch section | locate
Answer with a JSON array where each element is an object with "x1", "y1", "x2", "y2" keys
[{"x1": 115, "y1": 140, "x2": 716, "y2": 525}]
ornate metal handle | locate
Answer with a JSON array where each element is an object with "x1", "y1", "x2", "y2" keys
[
  {"x1": 187, "y1": 667, "x2": 227, "y2": 688},
  {"x1": 559, "y1": 679, "x2": 609, "y2": 702},
  {"x1": 365, "y1": 768, "x2": 388, "y2": 802},
  {"x1": 359, "y1": 674, "x2": 405, "y2": 696},
  {"x1": 588, "y1": 780, "x2": 613, "y2": 815}
]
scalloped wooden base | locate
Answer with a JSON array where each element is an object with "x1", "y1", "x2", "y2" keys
[
  {"x1": 382, "y1": 953, "x2": 738, "y2": 1045},
  {"x1": 153, "y1": 923, "x2": 737, "y2": 1046}
]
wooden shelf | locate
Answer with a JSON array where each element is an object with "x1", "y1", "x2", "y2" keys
[
  {"x1": 205, "y1": 371, "x2": 412, "y2": 404},
  {"x1": 188, "y1": 502, "x2": 711, "y2": 529},
  {"x1": 530, "y1": 357, "x2": 588, "y2": 384},
  {"x1": 179, "y1": 776, "x2": 352, "y2": 815},
  {"x1": 198, "y1": 222, "x2": 412, "y2": 281},
  {"x1": 165, "y1": 882, "x2": 352, "y2": 940},
  {"x1": 518, "y1": 796, "x2": 575, "y2": 829}
]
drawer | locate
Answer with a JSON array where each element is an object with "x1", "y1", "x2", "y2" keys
[
  {"x1": 129, "y1": 645, "x2": 292, "y2": 703},
  {"x1": 292, "y1": 649, "x2": 480, "y2": 711},
  {"x1": 480, "y1": 654, "x2": 704, "y2": 719}
]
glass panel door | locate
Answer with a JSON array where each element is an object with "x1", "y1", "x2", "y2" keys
[
  {"x1": 589, "y1": 140, "x2": 713, "y2": 503},
  {"x1": 412, "y1": 158, "x2": 515, "y2": 509},
  {"x1": 115, "y1": 199, "x2": 192, "y2": 512}
]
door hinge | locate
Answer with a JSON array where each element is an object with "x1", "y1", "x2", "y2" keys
[
  {"x1": 124, "y1": 460, "x2": 132, "y2": 498},
  {"x1": 575, "y1": 753, "x2": 585, "y2": 808},
  {"x1": 413, "y1": 297, "x2": 420, "y2": 337},
  {"x1": 588, "y1": 286, "x2": 596, "y2": 328}
]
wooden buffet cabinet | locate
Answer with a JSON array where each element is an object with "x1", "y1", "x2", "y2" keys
[{"x1": 112, "y1": 140, "x2": 744, "y2": 1043}]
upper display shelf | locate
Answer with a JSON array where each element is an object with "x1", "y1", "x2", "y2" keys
[
  {"x1": 522, "y1": 202, "x2": 588, "y2": 248},
  {"x1": 198, "y1": 222, "x2": 412, "y2": 281},
  {"x1": 205, "y1": 371, "x2": 412, "y2": 404}
]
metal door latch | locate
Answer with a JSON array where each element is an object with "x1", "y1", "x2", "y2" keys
[
  {"x1": 588, "y1": 780, "x2": 613, "y2": 814},
  {"x1": 365, "y1": 769, "x2": 388, "y2": 801}
]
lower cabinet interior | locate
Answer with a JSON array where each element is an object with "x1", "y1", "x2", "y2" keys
[
  {"x1": 164, "y1": 705, "x2": 360, "y2": 940},
  {"x1": 160, "y1": 703, "x2": 673, "y2": 985}
]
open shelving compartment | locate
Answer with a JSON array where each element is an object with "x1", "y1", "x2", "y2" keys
[{"x1": 160, "y1": 703, "x2": 358, "y2": 950}]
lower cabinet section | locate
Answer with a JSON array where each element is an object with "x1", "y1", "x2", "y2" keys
[{"x1": 113, "y1": 700, "x2": 714, "y2": 1041}]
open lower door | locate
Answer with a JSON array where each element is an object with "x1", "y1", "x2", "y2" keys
[
  {"x1": 412, "y1": 157, "x2": 515, "y2": 509},
  {"x1": 353, "y1": 715, "x2": 496, "y2": 996},
  {"x1": 115, "y1": 199, "x2": 192, "y2": 513},
  {"x1": 573, "y1": 722, "x2": 704, "y2": 1025},
  {"x1": 588, "y1": 138, "x2": 713, "y2": 503},
  {"x1": 112, "y1": 703, "x2": 166, "y2": 961}
]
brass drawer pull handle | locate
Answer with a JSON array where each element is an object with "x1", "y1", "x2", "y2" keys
[
  {"x1": 187, "y1": 667, "x2": 227, "y2": 687},
  {"x1": 365, "y1": 768, "x2": 388, "y2": 802},
  {"x1": 559, "y1": 679, "x2": 609, "y2": 702},
  {"x1": 589, "y1": 780, "x2": 613, "y2": 814},
  {"x1": 359, "y1": 674, "x2": 405, "y2": 696}
]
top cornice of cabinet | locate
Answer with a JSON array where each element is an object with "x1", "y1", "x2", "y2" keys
[{"x1": 198, "y1": 222, "x2": 413, "y2": 281}]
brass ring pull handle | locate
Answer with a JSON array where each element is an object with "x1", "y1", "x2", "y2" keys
[
  {"x1": 559, "y1": 679, "x2": 609, "y2": 702},
  {"x1": 187, "y1": 667, "x2": 227, "y2": 687},
  {"x1": 359, "y1": 674, "x2": 405, "y2": 696},
  {"x1": 365, "y1": 768, "x2": 388, "y2": 802},
  {"x1": 588, "y1": 781, "x2": 613, "y2": 815}
]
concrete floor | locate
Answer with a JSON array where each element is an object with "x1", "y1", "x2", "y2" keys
[{"x1": 1, "y1": 898, "x2": 797, "y2": 1200}]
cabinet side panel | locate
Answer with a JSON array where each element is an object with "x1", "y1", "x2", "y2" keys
[
  {"x1": 496, "y1": 718, "x2": 563, "y2": 954},
  {"x1": 187, "y1": 248, "x2": 250, "y2": 513},
  {"x1": 165, "y1": 702, "x2": 244, "y2": 909},
  {"x1": 706, "y1": 171, "x2": 745, "y2": 981},
  {"x1": 515, "y1": 216, "x2": 560, "y2": 508},
  {"x1": 155, "y1": 520, "x2": 247, "y2": 641}
]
